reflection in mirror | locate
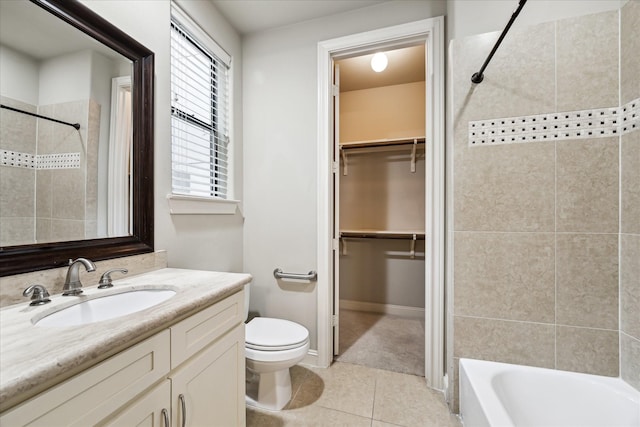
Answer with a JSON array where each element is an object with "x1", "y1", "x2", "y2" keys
[
  {"x1": 0, "y1": 0, "x2": 133, "y2": 246},
  {"x1": 0, "y1": 0, "x2": 153, "y2": 277}
]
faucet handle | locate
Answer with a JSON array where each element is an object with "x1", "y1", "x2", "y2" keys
[
  {"x1": 23, "y1": 284, "x2": 51, "y2": 306},
  {"x1": 98, "y1": 268, "x2": 128, "y2": 289}
]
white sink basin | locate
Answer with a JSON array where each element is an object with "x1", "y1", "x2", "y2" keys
[{"x1": 35, "y1": 289, "x2": 176, "y2": 327}]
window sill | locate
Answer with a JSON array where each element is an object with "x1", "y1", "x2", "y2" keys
[{"x1": 167, "y1": 194, "x2": 240, "y2": 215}]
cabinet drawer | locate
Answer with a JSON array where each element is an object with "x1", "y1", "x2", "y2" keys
[
  {"x1": 171, "y1": 290, "x2": 243, "y2": 368},
  {"x1": 0, "y1": 330, "x2": 170, "y2": 426}
]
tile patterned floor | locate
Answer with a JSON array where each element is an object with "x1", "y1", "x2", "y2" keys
[{"x1": 246, "y1": 362, "x2": 462, "y2": 427}]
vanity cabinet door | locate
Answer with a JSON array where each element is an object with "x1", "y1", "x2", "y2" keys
[
  {"x1": 171, "y1": 324, "x2": 245, "y2": 427},
  {"x1": 99, "y1": 380, "x2": 171, "y2": 427}
]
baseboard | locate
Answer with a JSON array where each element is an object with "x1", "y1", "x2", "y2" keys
[
  {"x1": 340, "y1": 299, "x2": 425, "y2": 319},
  {"x1": 301, "y1": 349, "x2": 320, "y2": 367}
]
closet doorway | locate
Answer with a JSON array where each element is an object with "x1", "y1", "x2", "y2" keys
[
  {"x1": 317, "y1": 18, "x2": 445, "y2": 390},
  {"x1": 334, "y1": 45, "x2": 427, "y2": 376}
]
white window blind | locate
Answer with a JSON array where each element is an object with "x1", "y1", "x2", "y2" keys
[{"x1": 170, "y1": 13, "x2": 230, "y2": 199}]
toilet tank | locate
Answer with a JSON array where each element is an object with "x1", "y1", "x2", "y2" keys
[{"x1": 243, "y1": 283, "x2": 250, "y2": 322}]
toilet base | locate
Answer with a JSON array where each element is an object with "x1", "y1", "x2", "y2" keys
[{"x1": 245, "y1": 367, "x2": 292, "y2": 411}]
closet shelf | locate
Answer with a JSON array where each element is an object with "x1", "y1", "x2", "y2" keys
[
  {"x1": 340, "y1": 136, "x2": 426, "y2": 150},
  {"x1": 340, "y1": 230, "x2": 425, "y2": 240},
  {"x1": 340, "y1": 137, "x2": 426, "y2": 175},
  {"x1": 339, "y1": 230, "x2": 424, "y2": 258}
]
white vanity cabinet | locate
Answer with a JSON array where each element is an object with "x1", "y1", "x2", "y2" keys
[
  {"x1": 169, "y1": 292, "x2": 245, "y2": 427},
  {"x1": 0, "y1": 290, "x2": 245, "y2": 427},
  {"x1": 100, "y1": 381, "x2": 172, "y2": 427},
  {"x1": 170, "y1": 324, "x2": 244, "y2": 427}
]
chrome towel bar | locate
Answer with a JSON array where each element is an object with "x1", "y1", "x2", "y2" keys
[{"x1": 273, "y1": 268, "x2": 317, "y2": 281}]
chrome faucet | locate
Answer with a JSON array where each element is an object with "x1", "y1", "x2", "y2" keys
[{"x1": 62, "y1": 258, "x2": 96, "y2": 296}]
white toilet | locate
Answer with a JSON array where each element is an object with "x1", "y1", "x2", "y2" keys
[{"x1": 243, "y1": 283, "x2": 310, "y2": 411}]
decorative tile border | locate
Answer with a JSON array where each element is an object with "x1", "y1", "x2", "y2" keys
[
  {"x1": 1, "y1": 150, "x2": 80, "y2": 169},
  {"x1": 621, "y1": 99, "x2": 639, "y2": 134},
  {"x1": 0, "y1": 150, "x2": 35, "y2": 168},
  {"x1": 36, "y1": 153, "x2": 81, "y2": 169},
  {"x1": 469, "y1": 97, "x2": 639, "y2": 147}
]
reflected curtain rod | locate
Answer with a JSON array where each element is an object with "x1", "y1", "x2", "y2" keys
[
  {"x1": 1, "y1": 104, "x2": 81, "y2": 130},
  {"x1": 471, "y1": 0, "x2": 528, "y2": 84}
]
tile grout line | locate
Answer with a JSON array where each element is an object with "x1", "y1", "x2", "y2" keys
[
  {"x1": 617, "y1": 5, "x2": 623, "y2": 379},
  {"x1": 455, "y1": 313, "x2": 621, "y2": 332},
  {"x1": 451, "y1": 230, "x2": 620, "y2": 235},
  {"x1": 554, "y1": 17, "x2": 558, "y2": 368},
  {"x1": 288, "y1": 367, "x2": 310, "y2": 405},
  {"x1": 370, "y1": 376, "x2": 377, "y2": 426}
]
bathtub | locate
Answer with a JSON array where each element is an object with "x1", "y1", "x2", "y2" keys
[{"x1": 459, "y1": 358, "x2": 640, "y2": 427}]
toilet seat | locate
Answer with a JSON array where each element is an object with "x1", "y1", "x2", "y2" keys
[{"x1": 245, "y1": 317, "x2": 309, "y2": 351}]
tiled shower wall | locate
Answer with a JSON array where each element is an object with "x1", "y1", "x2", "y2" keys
[
  {"x1": 449, "y1": 1, "x2": 639, "y2": 411},
  {"x1": 0, "y1": 97, "x2": 37, "y2": 245},
  {"x1": 35, "y1": 99, "x2": 100, "y2": 243},
  {"x1": 619, "y1": 0, "x2": 640, "y2": 393},
  {"x1": 0, "y1": 97, "x2": 99, "y2": 246}
]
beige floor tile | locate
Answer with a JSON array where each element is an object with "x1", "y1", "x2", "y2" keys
[
  {"x1": 291, "y1": 362, "x2": 376, "y2": 418},
  {"x1": 289, "y1": 365, "x2": 312, "y2": 400},
  {"x1": 247, "y1": 362, "x2": 460, "y2": 427},
  {"x1": 246, "y1": 406, "x2": 286, "y2": 427},
  {"x1": 373, "y1": 369, "x2": 455, "y2": 426},
  {"x1": 372, "y1": 420, "x2": 404, "y2": 427},
  {"x1": 284, "y1": 405, "x2": 372, "y2": 426},
  {"x1": 286, "y1": 367, "x2": 324, "y2": 409},
  {"x1": 248, "y1": 404, "x2": 371, "y2": 427}
]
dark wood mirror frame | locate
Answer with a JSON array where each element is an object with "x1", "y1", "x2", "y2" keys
[{"x1": 0, "y1": 0, "x2": 154, "y2": 276}]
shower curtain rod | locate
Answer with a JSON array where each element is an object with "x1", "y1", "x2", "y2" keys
[
  {"x1": 471, "y1": 0, "x2": 528, "y2": 84},
  {"x1": 1, "y1": 104, "x2": 81, "y2": 130}
]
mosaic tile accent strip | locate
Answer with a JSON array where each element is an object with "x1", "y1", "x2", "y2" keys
[
  {"x1": 36, "y1": 153, "x2": 81, "y2": 169},
  {"x1": 469, "y1": 97, "x2": 640, "y2": 147},
  {"x1": 0, "y1": 150, "x2": 80, "y2": 169},
  {"x1": 0, "y1": 150, "x2": 35, "y2": 168},
  {"x1": 621, "y1": 99, "x2": 639, "y2": 134}
]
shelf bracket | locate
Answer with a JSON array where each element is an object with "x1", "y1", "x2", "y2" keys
[
  {"x1": 341, "y1": 149, "x2": 348, "y2": 176},
  {"x1": 410, "y1": 139, "x2": 417, "y2": 173},
  {"x1": 410, "y1": 233, "x2": 416, "y2": 259},
  {"x1": 341, "y1": 237, "x2": 348, "y2": 256}
]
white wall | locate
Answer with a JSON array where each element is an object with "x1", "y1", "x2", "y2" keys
[
  {"x1": 447, "y1": 0, "x2": 625, "y2": 41},
  {"x1": 38, "y1": 50, "x2": 92, "y2": 105},
  {"x1": 80, "y1": 0, "x2": 245, "y2": 273},
  {"x1": 242, "y1": 0, "x2": 446, "y2": 351},
  {"x1": 0, "y1": 45, "x2": 39, "y2": 105},
  {"x1": 90, "y1": 51, "x2": 123, "y2": 237}
]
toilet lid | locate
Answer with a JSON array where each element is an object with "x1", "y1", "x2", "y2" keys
[{"x1": 246, "y1": 317, "x2": 309, "y2": 351}]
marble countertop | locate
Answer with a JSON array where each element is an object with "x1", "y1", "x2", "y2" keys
[{"x1": 0, "y1": 268, "x2": 251, "y2": 411}]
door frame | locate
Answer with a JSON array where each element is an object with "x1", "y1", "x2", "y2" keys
[{"x1": 316, "y1": 16, "x2": 446, "y2": 390}]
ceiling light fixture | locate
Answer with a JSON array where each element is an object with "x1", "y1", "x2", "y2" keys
[{"x1": 370, "y1": 52, "x2": 388, "y2": 72}]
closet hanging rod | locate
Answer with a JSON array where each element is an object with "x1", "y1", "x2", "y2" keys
[
  {"x1": 340, "y1": 231, "x2": 425, "y2": 240},
  {"x1": 340, "y1": 137, "x2": 425, "y2": 150},
  {"x1": 471, "y1": 0, "x2": 528, "y2": 84},
  {"x1": 1, "y1": 104, "x2": 81, "y2": 130}
]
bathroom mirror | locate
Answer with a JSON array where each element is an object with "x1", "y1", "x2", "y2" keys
[{"x1": 0, "y1": 0, "x2": 154, "y2": 276}]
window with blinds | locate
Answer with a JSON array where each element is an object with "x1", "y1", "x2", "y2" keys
[{"x1": 170, "y1": 14, "x2": 230, "y2": 199}]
